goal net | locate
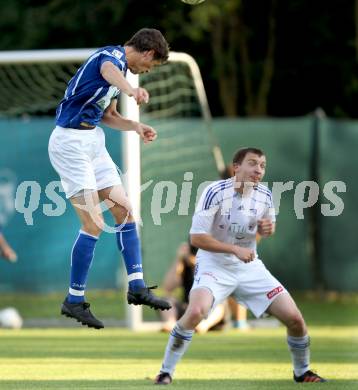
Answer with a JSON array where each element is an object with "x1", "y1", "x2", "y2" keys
[
  {"x1": 0, "y1": 49, "x2": 222, "y2": 330},
  {"x1": 0, "y1": 49, "x2": 92, "y2": 116}
]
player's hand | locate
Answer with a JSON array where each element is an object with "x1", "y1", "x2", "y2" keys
[
  {"x1": 134, "y1": 122, "x2": 157, "y2": 144},
  {"x1": 176, "y1": 242, "x2": 190, "y2": 260},
  {"x1": 132, "y1": 87, "x2": 149, "y2": 105},
  {"x1": 232, "y1": 246, "x2": 255, "y2": 263},
  {"x1": 1, "y1": 246, "x2": 17, "y2": 263},
  {"x1": 257, "y1": 219, "x2": 275, "y2": 237}
]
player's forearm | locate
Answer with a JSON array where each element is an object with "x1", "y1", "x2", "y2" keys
[
  {"x1": 162, "y1": 263, "x2": 181, "y2": 292},
  {"x1": 190, "y1": 233, "x2": 236, "y2": 255},
  {"x1": 102, "y1": 113, "x2": 138, "y2": 131},
  {"x1": 100, "y1": 62, "x2": 135, "y2": 96},
  {"x1": 0, "y1": 234, "x2": 7, "y2": 250}
]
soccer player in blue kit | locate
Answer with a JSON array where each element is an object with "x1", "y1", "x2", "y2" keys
[
  {"x1": 48, "y1": 28, "x2": 171, "y2": 329},
  {"x1": 155, "y1": 148, "x2": 326, "y2": 384}
]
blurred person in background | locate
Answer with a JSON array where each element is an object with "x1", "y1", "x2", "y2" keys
[
  {"x1": 0, "y1": 227, "x2": 17, "y2": 263},
  {"x1": 159, "y1": 241, "x2": 227, "y2": 334}
]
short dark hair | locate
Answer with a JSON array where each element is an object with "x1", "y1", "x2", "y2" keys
[
  {"x1": 232, "y1": 147, "x2": 265, "y2": 165},
  {"x1": 125, "y1": 28, "x2": 169, "y2": 62}
]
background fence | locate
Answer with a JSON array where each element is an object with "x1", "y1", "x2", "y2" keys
[
  {"x1": 0, "y1": 118, "x2": 122, "y2": 292},
  {"x1": 0, "y1": 116, "x2": 356, "y2": 292}
]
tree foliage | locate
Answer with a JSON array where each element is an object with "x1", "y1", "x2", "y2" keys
[{"x1": 0, "y1": 0, "x2": 357, "y2": 118}]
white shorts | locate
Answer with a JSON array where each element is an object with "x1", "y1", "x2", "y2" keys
[
  {"x1": 48, "y1": 126, "x2": 122, "y2": 198},
  {"x1": 191, "y1": 257, "x2": 288, "y2": 318}
]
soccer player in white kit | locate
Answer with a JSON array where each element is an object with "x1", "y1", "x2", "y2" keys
[
  {"x1": 48, "y1": 29, "x2": 171, "y2": 329},
  {"x1": 155, "y1": 147, "x2": 326, "y2": 384}
]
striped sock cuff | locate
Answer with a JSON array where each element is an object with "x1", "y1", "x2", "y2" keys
[
  {"x1": 128, "y1": 272, "x2": 144, "y2": 282},
  {"x1": 287, "y1": 335, "x2": 310, "y2": 349},
  {"x1": 170, "y1": 323, "x2": 194, "y2": 341},
  {"x1": 69, "y1": 288, "x2": 85, "y2": 296},
  {"x1": 115, "y1": 222, "x2": 136, "y2": 233},
  {"x1": 78, "y1": 230, "x2": 99, "y2": 240}
]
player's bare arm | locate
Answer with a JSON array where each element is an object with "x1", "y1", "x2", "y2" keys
[
  {"x1": 190, "y1": 233, "x2": 255, "y2": 263},
  {"x1": 257, "y1": 219, "x2": 276, "y2": 237},
  {"x1": 102, "y1": 100, "x2": 157, "y2": 143},
  {"x1": 162, "y1": 260, "x2": 183, "y2": 294},
  {"x1": 0, "y1": 234, "x2": 17, "y2": 263},
  {"x1": 100, "y1": 61, "x2": 149, "y2": 104}
]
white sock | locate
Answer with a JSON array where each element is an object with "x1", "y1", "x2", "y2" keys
[
  {"x1": 160, "y1": 323, "x2": 194, "y2": 376},
  {"x1": 287, "y1": 334, "x2": 310, "y2": 377}
]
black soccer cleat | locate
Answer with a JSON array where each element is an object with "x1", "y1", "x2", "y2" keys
[
  {"x1": 294, "y1": 370, "x2": 327, "y2": 383},
  {"x1": 154, "y1": 372, "x2": 172, "y2": 385},
  {"x1": 61, "y1": 299, "x2": 104, "y2": 329},
  {"x1": 127, "y1": 286, "x2": 171, "y2": 311}
]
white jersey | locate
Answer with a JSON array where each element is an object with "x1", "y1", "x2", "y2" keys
[{"x1": 190, "y1": 178, "x2": 275, "y2": 265}]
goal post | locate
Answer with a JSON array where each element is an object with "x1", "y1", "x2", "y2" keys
[{"x1": 122, "y1": 52, "x2": 223, "y2": 330}]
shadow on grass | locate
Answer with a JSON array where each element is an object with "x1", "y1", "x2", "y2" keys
[{"x1": 0, "y1": 378, "x2": 357, "y2": 390}]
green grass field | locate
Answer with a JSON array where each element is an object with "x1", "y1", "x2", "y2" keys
[
  {"x1": 0, "y1": 292, "x2": 357, "y2": 389},
  {"x1": 0, "y1": 327, "x2": 357, "y2": 389}
]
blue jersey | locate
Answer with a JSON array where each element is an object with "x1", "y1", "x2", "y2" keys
[{"x1": 56, "y1": 46, "x2": 128, "y2": 129}]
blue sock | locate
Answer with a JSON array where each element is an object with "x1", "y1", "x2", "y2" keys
[
  {"x1": 115, "y1": 222, "x2": 145, "y2": 292},
  {"x1": 67, "y1": 230, "x2": 98, "y2": 304}
]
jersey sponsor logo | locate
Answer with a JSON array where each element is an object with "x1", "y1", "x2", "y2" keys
[
  {"x1": 229, "y1": 223, "x2": 247, "y2": 234},
  {"x1": 112, "y1": 49, "x2": 126, "y2": 69},
  {"x1": 267, "y1": 286, "x2": 283, "y2": 299},
  {"x1": 112, "y1": 49, "x2": 123, "y2": 60}
]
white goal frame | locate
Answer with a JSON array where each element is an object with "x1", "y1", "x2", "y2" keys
[
  {"x1": 122, "y1": 51, "x2": 217, "y2": 330},
  {"x1": 0, "y1": 49, "x2": 216, "y2": 330}
]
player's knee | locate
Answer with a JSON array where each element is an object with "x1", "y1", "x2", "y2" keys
[
  {"x1": 82, "y1": 216, "x2": 104, "y2": 237},
  {"x1": 111, "y1": 204, "x2": 132, "y2": 224},
  {"x1": 186, "y1": 305, "x2": 208, "y2": 325},
  {"x1": 287, "y1": 312, "x2": 306, "y2": 333}
]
